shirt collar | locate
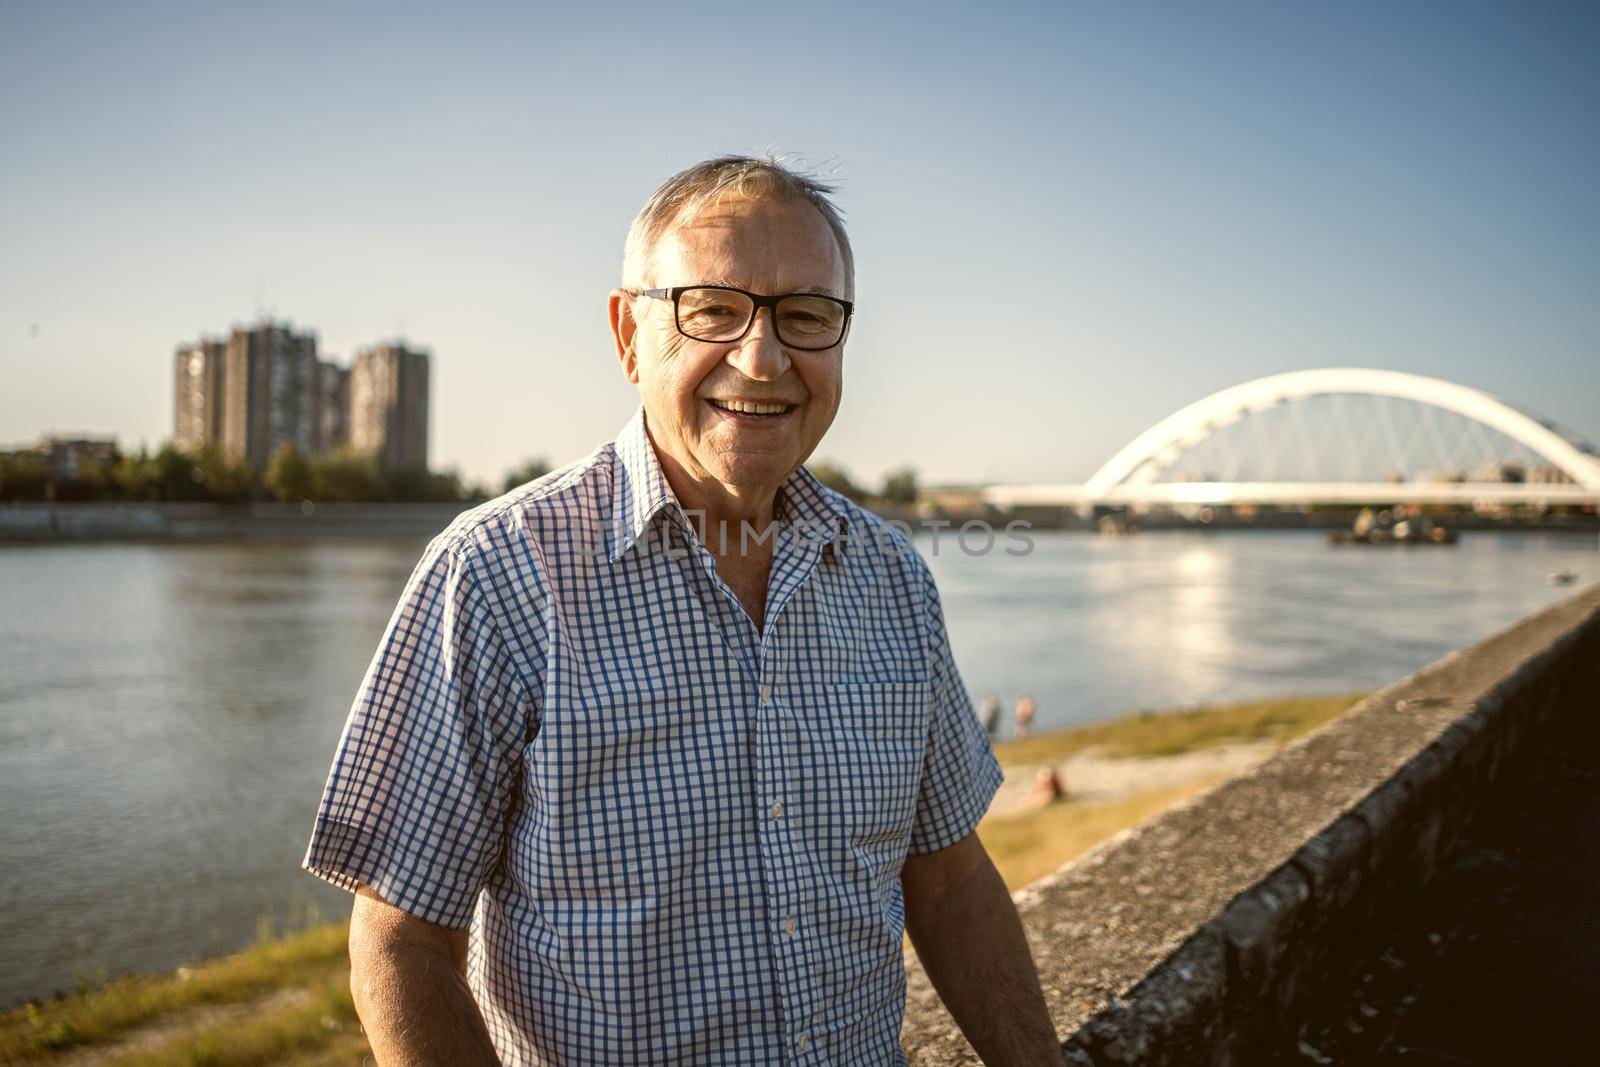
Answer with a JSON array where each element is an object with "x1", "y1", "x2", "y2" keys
[{"x1": 607, "y1": 405, "x2": 853, "y2": 563}]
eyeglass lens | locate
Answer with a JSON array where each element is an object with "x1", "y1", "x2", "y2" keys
[{"x1": 676, "y1": 288, "x2": 847, "y2": 348}]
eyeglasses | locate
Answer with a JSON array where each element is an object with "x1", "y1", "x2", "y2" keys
[{"x1": 630, "y1": 285, "x2": 853, "y2": 351}]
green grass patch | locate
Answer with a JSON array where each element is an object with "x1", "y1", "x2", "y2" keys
[
  {"x1": 272, "y1": 1036, "x2": 380, "y2": 1067},
  {"x1": 991, "y1": 691, "x2": 1365, "y2": 767},
  {"x1": 93, "y1": 972, "x2": 361, "y2": 1067},
  {"x1": 0, "y1": 922, "x2": 350, "y2": 1061},
  {"x1": 271, "y1": 1029, "x2": 376, "y2": 1067}
]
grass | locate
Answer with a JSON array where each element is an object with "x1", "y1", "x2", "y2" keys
[
  {"x1": 90, "y1": 973, "x2": 360, "y2": 1067},
  {"x1": 0, "y1": 923, "x2": 351, "y2": 1062},
  {"x1": 990, "y1": 691, "x2": 1365, "y2": 767},
  {"x1": 7, "y1": 692, "x2": 1366, "y2": 1064}
]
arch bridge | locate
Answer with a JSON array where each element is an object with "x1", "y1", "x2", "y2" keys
[{"x1": 982, "y1": 368, "x2": 1600, "y2": 509}]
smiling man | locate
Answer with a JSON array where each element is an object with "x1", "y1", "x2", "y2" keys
[{"x1": 303, "y1": 156, "x2": 1061, "y2": 1065}]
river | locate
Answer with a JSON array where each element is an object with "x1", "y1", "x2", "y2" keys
[{"x1": 1, "y1": 529, "x2": 1594, "y2": 1007}]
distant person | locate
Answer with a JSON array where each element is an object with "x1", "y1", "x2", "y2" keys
[
  {"x1": 301, "y1": 155, "x2": 1059, "y2": 1065},
  {"x1": 978, "y1": 694, "x2": 1003, "y2": 739},
  {"x1": 1013, "y1": 693, "x2": 1037, "y2": 741},
  {"x1": 1028, "y1": 765, "x2": 1068, "y2": 808}
]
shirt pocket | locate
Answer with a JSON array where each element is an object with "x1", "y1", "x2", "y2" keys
[{"x1": 819, "y1": 680, "x2": 930, "y2": 848}]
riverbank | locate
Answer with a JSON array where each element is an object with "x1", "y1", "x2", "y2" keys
[
  {"x1": 1, "y1": 692, "x2": 1363, "y2": 1065},
  {"x1": 977, "y1": 691, "x2": 1362, "y2": 889},
  {"x1": 4, "y1": 500, "x2": 1595, "y2": 544},
  {"x1": 0, "y1": 502, "x2": 464, "y2": 543}
]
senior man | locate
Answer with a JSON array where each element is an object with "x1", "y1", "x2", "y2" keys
[{"x1": 303, "y1": 155, "x2": 1061, "y2": 1065}]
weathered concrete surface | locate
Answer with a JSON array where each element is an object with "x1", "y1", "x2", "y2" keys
[
  {"x1": 1290, "y1": 690, "x2": 1600, "y2": 1064},
  {"x1": 900, "y1": 584, "x2": 1600, "y2": 1065}
]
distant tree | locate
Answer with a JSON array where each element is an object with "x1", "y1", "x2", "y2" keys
[
  {"x1": 111, "y1": 447, "x2": 164, "y2": 501},
  {"x1": 501, "y1": 458, "x2": 551, "y2": 495},
  {"x1": 384, "y1": 462, "x2": 470, "y2": 503},
  {"x1": 311, "y1": 448, "x2": 387, "y2": 503},
  {"x1": 50, "y1": 454, "x2": 113, "y2": 502},
  {"x1": 31, "y1": 446, "x2": 115, "y2": 503},
  {"x1": 151, "y1": 444, "x2": 208, "y2": 501},
  {"x1": 265, "y1": 443, "x2": 316, "y2": 502},
  {"x1": 808, "y1": 460, "x2": 867, "y2": 502},
  {"x1": 425, "y1": 468, "x2": 469, "y2": 503},
  {"x1": 385, "y1": 462, "x2": 432, "y2": 503},
  {"x1": 190, "y1": 443, "x2": 254, "y2": 503},
  {"x1": 880, "y1": 466, "x2": 919, "y2": 505},
  {"x1": 0, "y1": 451, "x2": 51, "y2": 502}
]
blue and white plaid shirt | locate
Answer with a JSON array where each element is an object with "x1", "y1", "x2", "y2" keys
[{"x1": 303, "y1": 406, "x2": 1004, "y2": 1065}]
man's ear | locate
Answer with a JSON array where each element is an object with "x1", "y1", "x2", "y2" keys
[{"x1": 608, "y1": 289, "x2": 641, "y2": 384}]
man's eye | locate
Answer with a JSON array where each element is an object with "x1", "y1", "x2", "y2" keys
[{"x1": 779, "y1": 310, "x2": 834, "y2": 334}]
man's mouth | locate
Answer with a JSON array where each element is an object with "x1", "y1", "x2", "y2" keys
[{"x1": 706, "y1": 398, "x2": 798, "y2": 419}]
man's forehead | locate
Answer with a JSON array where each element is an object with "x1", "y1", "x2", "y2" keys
[
  {"x1": 688, "y1": 274, "x2": 841, "y2": 297},
  {"x1": 655, "y1": 196, "x2": 846, "y2": 294}
]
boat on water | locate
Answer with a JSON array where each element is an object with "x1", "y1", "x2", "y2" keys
[{"x1": 1328, "y1": 508, "x2": 1459, "y2": 546}]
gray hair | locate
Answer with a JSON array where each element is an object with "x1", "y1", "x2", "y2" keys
[{"x1": 620, "y1": 154, "x2": 854, "y2": 296}]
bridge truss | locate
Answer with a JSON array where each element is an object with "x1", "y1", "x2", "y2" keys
[{"x1": 983, "y1": 368, "x2": 1600, "y2": 508}]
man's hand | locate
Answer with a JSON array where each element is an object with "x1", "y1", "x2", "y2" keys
[
  {"x1": 901, "y1": 832, "x2": 1062, "y2": 1065},
  {"x1": 348, "y1": 884, "x2": 501, "y2": 1066}
]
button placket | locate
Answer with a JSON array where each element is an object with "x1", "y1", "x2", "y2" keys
[
  {"x1": 758, "y1": 658, "x2": 814, "y2": 1060},
  {"x1": 662, "y1": 519, "x2": 760, "y2": 680}
]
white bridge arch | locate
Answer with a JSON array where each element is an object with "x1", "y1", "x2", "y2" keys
[{"x1": 984, "y1": 368, "x2": 1600, "y2": 508}]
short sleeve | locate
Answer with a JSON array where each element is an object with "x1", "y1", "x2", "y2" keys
[
  {"x1": 906, "y1": 566, "x2": 1005, "y2": 855},
  {"x1": 302, "y1": 534, "x2": 529, "y2": 928}
]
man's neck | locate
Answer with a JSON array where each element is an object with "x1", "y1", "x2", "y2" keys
[
  {"x1": 648, "y1": 437, "x2": 784, "y2": 632},
  {"x1": 661, "y1": 464, "x2": 782, "y2": 558},
  {"x1": 646, "y1": 441, "x2": 784, "y2": 559}
]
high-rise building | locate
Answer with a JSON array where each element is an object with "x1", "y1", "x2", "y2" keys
[
  {"x1": 220, "y1": 321, "x2": 320, "y2": 471},
  {"x1": 173, "y1": 339, "x2": 227, "y2": 453},
  {"x1": 172, "y1": 321, "x2": 431, "y2": 474},
  {"x1": 315, "y1": 360, "x2": 350, "y2": 453},
  {"x1": 349, "y1": 342, "x2": 430, "y2": 471}
]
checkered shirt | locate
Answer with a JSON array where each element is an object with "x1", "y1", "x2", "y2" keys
[{"x1": 302, "y1": 405, "x2": 1004, "y2": 1065}]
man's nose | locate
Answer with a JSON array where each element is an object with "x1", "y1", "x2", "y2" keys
[{"x1": 726, "y1": 307, "x2": 790, "y2": 381}]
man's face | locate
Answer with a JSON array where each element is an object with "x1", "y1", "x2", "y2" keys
[{"x1": 613, "y1": 194, "x2": 849, "y2": 496}]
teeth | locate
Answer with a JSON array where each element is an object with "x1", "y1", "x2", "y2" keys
[{"x1": 713, "y1": 399, "x2": 790, "y2": 415}]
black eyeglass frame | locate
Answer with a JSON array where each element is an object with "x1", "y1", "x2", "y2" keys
[{"x1": 630, "y1": 284, "x2": 854, "y2": 352}]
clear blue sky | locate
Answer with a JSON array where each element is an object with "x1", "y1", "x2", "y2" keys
[{"x1": 2, "y1": 0, "x2": 1596, "y2": 490}]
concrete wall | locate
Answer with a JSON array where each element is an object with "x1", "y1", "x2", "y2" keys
[
  {"x1": 900, "y1": 584, "x2": 1600, "y2": 1065},
  {"x1": 0, "y1": 502, "x2": 465, "y2": 542}
]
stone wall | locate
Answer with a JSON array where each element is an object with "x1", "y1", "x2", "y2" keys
[{"x1": 901, "y1": 584, "x2": 1600, "y2": 1064}]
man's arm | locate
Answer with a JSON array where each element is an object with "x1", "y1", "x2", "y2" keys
[
  {"x1": 901, "y1": 831, "x2": 1062, "y2": 1065},
  {"x1": 348, "y1": 884, "x2": 500, "y2": 1066}
]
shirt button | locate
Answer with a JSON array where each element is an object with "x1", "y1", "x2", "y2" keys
[
  {"x1": 783, "y1": 916, "x2": 798, "y2": 936},
  {"x1": 760, "y1": 685, "x2": 773, "y2": 703},
  {"x1": 795, "y1": 1034, "x2": 810, "y2": 1052},
  {"x1": 769, "y1": 800, "x2": 785, "y2": 819}
]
